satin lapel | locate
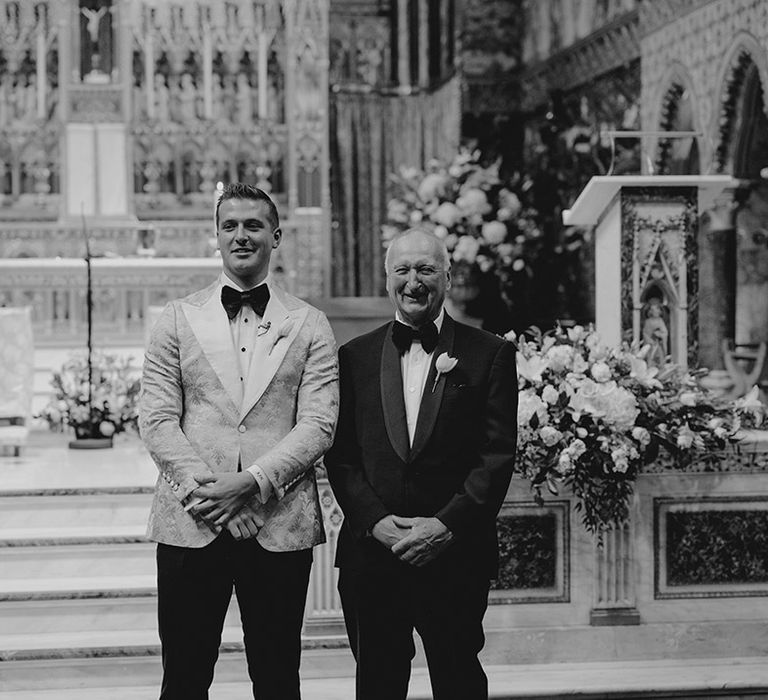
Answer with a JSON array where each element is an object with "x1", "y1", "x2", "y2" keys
[
  {"x1": 409, "y1": 315, "x2": 456, "y2": 463},
  {"x1": 380, "y1": 323, "x2": 409, "y2": 464},
  {"x1": 181, "y1": 287, "x2": 242, "y2": 408},
  {"x1": 240, "y1": 291, "x2": 308, "y2": 420}
]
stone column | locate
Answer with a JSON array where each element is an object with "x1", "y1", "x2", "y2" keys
[
  {"x1": 698, "y1": 190, "x2": 739, "y2": 370},
  {"x1": 590, "y1": 521, "x2": 640, "y2": 626}
]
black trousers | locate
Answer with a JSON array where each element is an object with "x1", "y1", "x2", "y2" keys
[
  {"x1": 156, "y1": 532, "x2": 313, "y2": 700},
  {"x1": 338, "y1": 552, "x2": 491, "y2": 700}
]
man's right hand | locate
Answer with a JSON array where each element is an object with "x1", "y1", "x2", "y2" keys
[
  {"x1": 227, "y1": 509, "x2": 265, "y2": 540},
  {"x1": 371, "y1": 514, "x2": 411, "y2": 549}
]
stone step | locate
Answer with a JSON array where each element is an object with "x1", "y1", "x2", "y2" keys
[
  {"x1": 0, "y1": 646, "x2": 355, "y2": 694},
  {"x1": 2, "y1": 656, "x2": 768, "y2": 698},
  {"x1": 0, "y1": 524, "x2": 146, "y2": 547},
  {"x1": 0, "y1": 542, "x2": 155, "y2": 580},
  {"x1": 0, "y1": 492, "x2": 152, "y2": 530},
  {"x1": 0, "y1": 591, "x2": 262, "y2": 638}
]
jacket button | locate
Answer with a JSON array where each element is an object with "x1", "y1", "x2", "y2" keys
[{"x1": 238, "y1": 425, "x2": 246, "y2": 433}]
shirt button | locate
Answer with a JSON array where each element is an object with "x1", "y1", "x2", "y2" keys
[
  {"x1": 243, "y1": 318, "x2": 248, "y2": 323},
  {"x1": 241, "y1": 347, "x2": 246, "y2": 352},
  {"x1": 408, "y1": 386, "x2": 415, "y2": 393},
  {"x1": 238, "y1": 425, "x2": 246, "y2": 433}
]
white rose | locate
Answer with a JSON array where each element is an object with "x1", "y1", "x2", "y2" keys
[
  {"x1": 539, "y1": 425, "x2": 563, "y2": 447},
  {"x1": 433, "y1": 224, "x2": 449, "y2": 239},
  {"x1": 590, "y1": 361, "x2": 612, "y2": 383},
  {"x1": 632, "y1": 426, "x2": 651, "y2": 446},
  {"x1": 432, "y1": 202, "x2": 462, "y2": 228},
  {"x1": 481, "y1": 220, "x2": 507, "y2": 245},
  {"x1": 542, "y1": 384, "x2": 559, "y2": 405},
  {"x1": 517, "y1": 390, "x2": 549, "y2": 428},
  {"x1": 418, "y1": 173, "x2": 449, "y2": 203},
  {"x1": 452, "y1": 235, "x2": 480, "y2": 263},
  {"x1": 456, "y1": 188, "x2": 491, "y2": 217}
]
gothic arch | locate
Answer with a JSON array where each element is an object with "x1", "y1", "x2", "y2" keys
[
  {"x1": 712, "y1": 33, "x2": 768, "y2": 175},
  {"x1": 652, "y1": 64, "x2": 701, "y2": 175}
]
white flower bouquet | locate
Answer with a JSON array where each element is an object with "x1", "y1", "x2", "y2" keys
[
  {"x1": 510, "y1": 325, "x2": 766, "y2": 533},
  {"x1": 38, "y1": 352, "x2": 141, "y2": 440}
]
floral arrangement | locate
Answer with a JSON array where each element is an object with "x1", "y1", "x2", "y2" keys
[
  {"x1": 383, "y1": 149, "x2": 584, "y2": 330},
  {"x1": 38, "y1": 352, "x2": 141, "y2": 440},
  {"x1": 510, "y1": 324, "x2": 766, "y2": 534},
  {"x1": 384, "y1": 151, "x2": 543, "y2": 307}
]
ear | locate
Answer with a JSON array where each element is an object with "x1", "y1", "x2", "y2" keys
[
  {"x1": 445, "y1": 268, "x2": 451, "y2": 291},
  {"x1": 272, "y1": 227, "x2": 282, "y2": 249}
]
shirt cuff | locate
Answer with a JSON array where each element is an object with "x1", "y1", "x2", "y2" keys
[{"x1": 245, "y1": 465, "x2": 274, "y2": 503}]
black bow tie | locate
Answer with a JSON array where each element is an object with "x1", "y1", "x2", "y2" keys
[
  {"x1": 391, "y1": 320, "x2": 439, "y2": 355},
  {"x1": 221, "y1": 284, "x2": 270, "y2": 320}
]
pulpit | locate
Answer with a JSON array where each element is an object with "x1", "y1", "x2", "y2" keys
[
  {"x1": 562, "y1": 174, "x2": 736, "y2": 625},
  {"x1": 564, "y1": 175, "x2": 737, "y2": 370},
  {"x1": 0, "y1": 307, "x2": 34, "y2": 456}
]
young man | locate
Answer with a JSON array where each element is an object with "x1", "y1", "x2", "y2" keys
[
  {"x1": 326, "y1": 228, "x2": 518, "y2": 700},
  {"x1": 139, "y1": 183, "x2": 338, "y2": 700}
]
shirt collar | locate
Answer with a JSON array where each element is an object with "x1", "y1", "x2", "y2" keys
[
  {"x1": 220, "y1": 271, "x2": 271, "y2": 293},
  {"x1": 395, "y1": 306, "x2": 445, "y2": 332}
]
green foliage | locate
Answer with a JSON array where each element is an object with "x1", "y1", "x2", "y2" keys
[
  {"x1": 667, "y1": 510, "x2": 768, "y2": 585},
  {"x1": 494, "y1": 513, "x2": 557, "y2": 590}
]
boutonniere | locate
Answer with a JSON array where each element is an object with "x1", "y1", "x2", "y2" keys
[
  {"x1": 432, "y1": 352, "x2": 458, "y2": 392},
  {"x1": 269, "y1": 317, "x2": 295, "y2": 355}
]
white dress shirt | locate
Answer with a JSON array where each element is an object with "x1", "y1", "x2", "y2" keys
[
  {"x1": 221, "y1": 272, "x2": 275, "y2": 502},
  {"x1": 397, "y1": 308, "x2": 444, "y2": 444}
]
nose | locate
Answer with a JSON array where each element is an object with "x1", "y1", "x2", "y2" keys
[
  {"x1": 234, "y1": 223, "x2": 248, "y2": 241},
  {"x1": 406, "y1": 268, "x2": 420, "y2": 285}
]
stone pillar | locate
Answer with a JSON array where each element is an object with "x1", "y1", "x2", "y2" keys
[
  {"x1": 590, "y1": 521, "x2": 640, "y2": 626},
  {"x1": 698, "y1": 190, "x2": 739, "y2": 370},
  {"x1": 397, "y1": 0, "x2": 410, "y2": 88}
]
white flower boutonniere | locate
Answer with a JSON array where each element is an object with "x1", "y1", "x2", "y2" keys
[
  {"x1": 432, "y1": 352, "x2": 458, "y2": 392},
  {"x1": 269, "y1": 317, "x2": 295, "y2": 355}
]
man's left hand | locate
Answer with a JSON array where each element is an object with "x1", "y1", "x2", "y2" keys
[
  {"x1": 389, "y1": 516, "x2": 454, "y2": 566},
  {"x1": 190, "y1": 473, "x2": 259, "y2": 528}
]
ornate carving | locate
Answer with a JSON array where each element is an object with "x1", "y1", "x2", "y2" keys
[
  {"x1": 520, "y1": 9, "x2": 640, "y2": 110},
  {"x1": 69, "y1": 86, "x2": 122, "y2": 121}
]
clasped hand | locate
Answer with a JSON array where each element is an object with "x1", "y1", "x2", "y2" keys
[
  {"x1": 372, "y1": 514, "x2": 454, "y2": 567},
  {"x1": 187, "y1": 473, "x2": 263, "y2": 540}
]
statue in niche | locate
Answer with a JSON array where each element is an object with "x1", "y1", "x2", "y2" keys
[
  {"x1": 23, "y1": 74, "x2": 37, "y2": 121},
  {"x1": 174, "y1": 73, "x2": 199, "y2": 123},
  {"x1": 153, "y1": 73, "x2": 171, "y2": 123},
  {"x1": 235, "y1": 74, "x2": 253, "y2": 128},
  {"x1": 0, "y1": 77, "x2": 9, "y2": 127},
  {"x1": 80, "y1": 1, "x2": 113, "y2": 83},
  {"x1": 642, "y1": 297, "x2": 670, "y2": 368}
]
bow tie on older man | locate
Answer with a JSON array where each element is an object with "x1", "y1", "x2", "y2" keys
[
  {"x1": 391, "y1": 320, "x2": 439, "y2": 355},
  {"x1": 221, "y1": 284, "x2": 270, "y2": 320}
]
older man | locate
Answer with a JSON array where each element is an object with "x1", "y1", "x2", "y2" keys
[
  {"x1": 326, "y1": 228, "x2": 518, "y2": 700},
  {"x1": 139, "y1": 183, "x2": 338, "y2": 700}
]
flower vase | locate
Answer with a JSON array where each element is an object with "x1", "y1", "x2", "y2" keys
[
  {"x1": 69, "y1": 436, "x2": 113, "y2": 449},
  {"x1": 69, "y1": 426, "x2": 114, "y2": 450}
]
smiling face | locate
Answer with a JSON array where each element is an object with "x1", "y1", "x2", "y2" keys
[
  {"x1": 217, "y1": 198, "x2": 281, "y2": 289},
  {"x1": 386, "y1": 231, "x2": 450, "y2": 327}
]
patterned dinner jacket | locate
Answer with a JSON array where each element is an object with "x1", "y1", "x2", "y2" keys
[{"x1": 139, "y1": 280, "x2": 339, "y2": 550}]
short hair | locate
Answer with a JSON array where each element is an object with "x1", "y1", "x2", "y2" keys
[
  {"x1": 215, "y1": 183, "x2": 280, "y2": 231},
  {"x1": 384, "y1": 227, "x2": 451, "y2": 272}
]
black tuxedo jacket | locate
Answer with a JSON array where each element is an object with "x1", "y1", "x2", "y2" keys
[{"x1": 325, "y1": 314, "x2": 518, "y2": 577}]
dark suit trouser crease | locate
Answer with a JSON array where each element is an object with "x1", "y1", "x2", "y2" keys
[
  {"x1": 339, "y1": 554, "x2": 491, "y2": 700},
  {"x1": 157, "y1": 532, "x2": 313, "y2": 700}
]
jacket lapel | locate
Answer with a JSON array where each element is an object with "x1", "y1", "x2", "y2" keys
[
  {"x1": 240, "y1": 286, "x2": 308, "y2": 420},
  {"x1": 409, "y1": 314, "x2": 456, "y2": 462},
  {"x1": 380, "y1": 322, "x2": 409, "y2": 464},
  {"x1": 181, "y1": 284, "x2": 242, "y2": 408}
]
